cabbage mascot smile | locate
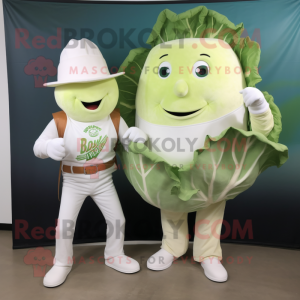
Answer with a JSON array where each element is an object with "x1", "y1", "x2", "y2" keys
[
  {"x1": 116, "y1": 7, "x2": 288, "y2": 282},
  {"x1": 34, "y1": 38, "x2": 147, "y2": 287}
]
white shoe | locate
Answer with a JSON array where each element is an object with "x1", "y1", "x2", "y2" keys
[
  {"x1": 105, "y1": 255, "x2": 140, "y2": 273},
  {"x1": 147, "y1": 249, "x2": 177, "y2": 271},
  {"x1": 43, "y1": 266, "x2": 72, "y2": 288},
  {"x1": 201, "y1": 257, "x2": 228, "y2": 282}
]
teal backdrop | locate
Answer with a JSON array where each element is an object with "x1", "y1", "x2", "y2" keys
[{"x1": 3, "y1": 0, "x2": 300, "y2": 249}]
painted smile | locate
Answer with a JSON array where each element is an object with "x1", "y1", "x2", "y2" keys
[
  {"x1": 81, "y1": 99, "x2": 102, "y2": 110},
  {"x1": 163, "y1": 108, "x2": 201, "y2": 117}
]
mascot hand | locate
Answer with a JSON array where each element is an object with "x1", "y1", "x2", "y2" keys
[
  {"x1": 240, "y1": 87, "x2": 269, "y2": 115},
  {"x1": 46, "y1": 138, "x2": 66, "y2": 161},
  {"x1": 123, "y1": 127, "x2": 148, "y2": 151}
]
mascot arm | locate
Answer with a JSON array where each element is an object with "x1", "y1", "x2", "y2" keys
[
  {"x1": 240, "y1": 87, "x2": 275, "y2": 137},
  {"x1": 33, "y1": 119, "x2": 59, "y2": 159},
  {"x1": 120, "y1": 117, "x2": 148, "y2": 151},
  {"x1": 250, "y1": 108, "x2": 274, "y2": 137},
  {"x1": 118, "y1": 117, "x2": 129, "y2": 149}
]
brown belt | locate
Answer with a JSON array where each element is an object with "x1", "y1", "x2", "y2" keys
[{"x1": 62, "y1": 157, "x2": 116, "y2": 175}]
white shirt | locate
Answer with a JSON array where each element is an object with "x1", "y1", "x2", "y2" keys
[{"x1": 34, "y1": 115, "x2": 128, "y2": 180}]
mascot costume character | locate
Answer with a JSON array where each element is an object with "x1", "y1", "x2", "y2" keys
[
  {"x1": 116, "y1": 7, "x2": 288, "y2": 282},
  {"x1": 34, "y1": 38, "x2": 147, "y2": 287}
]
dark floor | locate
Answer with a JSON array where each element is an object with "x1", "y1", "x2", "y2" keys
[{"x1": 0, "y1": 230, "x2": 299, "y2": 300}]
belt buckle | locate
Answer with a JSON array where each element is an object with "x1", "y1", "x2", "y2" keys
[{"x1": 83, "y1": 164, "x2": 98, "y2": 175}]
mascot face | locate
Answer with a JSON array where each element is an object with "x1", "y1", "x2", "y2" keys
[
  {"x1": 136, "y1": 38, "x2": 246, "y2": 126},
  {"x1": 55, "y1": 79, "x2": 119, "y2": 122}
]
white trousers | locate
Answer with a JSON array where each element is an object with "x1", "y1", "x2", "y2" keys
[
  {"x1": 161, "y1": 201, "x2": 226, "y2": 262},
  {"x1": 54, "y1": 174, "x2": 125, "y2": 267}
]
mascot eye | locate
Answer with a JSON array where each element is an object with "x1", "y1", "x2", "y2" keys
[
  {"x1": 34, "y1": 256, "x2": 37, "y2": 260},
  {"x1": 158, "y1": 62, "x2": 171, "y2": 79},
  {"x1": 42, "y1": 257, "x2": 46, "y2": 260},
  {"x1": 35, "y1": 67, "x2": 38, "y2": 71},
  {"x1": 43, "y1": 67, "x2": 47, "y2": 71},
  {"x1": 193, "y1": 61, "x2": 209, "y2": 78}
]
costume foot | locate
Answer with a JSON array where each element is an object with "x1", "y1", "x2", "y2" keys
[
  {"x1": 43, "y1": 266, "x2": 72, "y2": 288},
  {"x1": 201, "y1": 257, "x2": 228, "y2": 282},
  {"x1": 147, "y1": 249, "x2": 177, "y2": 271},
  {"x1": 105, "y1": 255, "x2": 140, "y2": 274}
]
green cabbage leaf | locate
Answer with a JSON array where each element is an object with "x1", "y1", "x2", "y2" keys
[
  {"x1": 116, "y1": 6, "x2": 288, "y2": 212},
  {"x1": 117, "y1": 127, "x2": 288, "y2": 213}
]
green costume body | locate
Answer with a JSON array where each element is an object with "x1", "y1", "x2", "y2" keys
[{"x1": 116, "y1": 7, "x2": 288, "y2": 214}]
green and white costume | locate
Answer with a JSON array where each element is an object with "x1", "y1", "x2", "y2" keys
[{"x1": 115, "y1": 7, "x2": 288, "y2": 271}]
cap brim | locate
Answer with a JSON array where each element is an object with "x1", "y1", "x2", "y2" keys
[{"x1": 44, "y1": 72, "x2": 124, "y2": 87}]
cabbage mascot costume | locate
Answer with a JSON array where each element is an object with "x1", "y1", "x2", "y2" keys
[
  {"x1": 116, "y1": 7, "x2": 288, "y2": 282},
  {"x1": 34, "y1": 38, "x2": 147, "y2": 287}
]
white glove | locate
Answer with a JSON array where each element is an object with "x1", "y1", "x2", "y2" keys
[
  {"x1": 239, "y1": 87, "x2": 269, "y2": 115},
  {"x1": 122, "y1": 127, "x2": 148, "y2": 151},
  {"x1": 46, "y1": 138, "x2": 65, "y2": 161}
]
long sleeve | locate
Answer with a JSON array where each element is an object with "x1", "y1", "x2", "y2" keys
[
  {"x1": 249, "y1": 107, "x2": 274, "y2": 137},
  {"x1": 118, "y1": 117, "x2": 129, "y2": 148},
  {"x1": 33, "y1": 119, "x2": 59, "y2": 159}
]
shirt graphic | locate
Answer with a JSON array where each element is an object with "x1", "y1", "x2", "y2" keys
[{"x1": 76, "y1": 125, "x2": 108, "y2": 161}]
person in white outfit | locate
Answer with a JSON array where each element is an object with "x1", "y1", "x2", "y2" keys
[{"x1": 34, "y1": 38, "x2": 147, "y2": 288}]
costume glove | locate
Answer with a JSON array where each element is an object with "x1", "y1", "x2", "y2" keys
[
  {"x1": 46, "y1": 138, "x2": 65, "y2": 161},
  {"x1": 240, "y1": 87, "x2": 269, "y2": 115},
  {"x1": 122, "y1": 127, "x2": 148, "y2": 152}
]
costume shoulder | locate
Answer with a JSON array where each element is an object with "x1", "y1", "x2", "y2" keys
[
  {"x1": 52, "y1": 111, "x2": 67, "y2": 138},
  {"x1": 110, "y1": 108, "x2": 120, "y2": 139}
]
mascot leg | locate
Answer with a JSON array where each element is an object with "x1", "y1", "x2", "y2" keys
[
  {"x1": 147, "y1": 210, "x2": 189, "y2": 271},
  {"x1": 91, "y1": 176, "x2": 140, "y2": 274},
  {"x1": 193, "y1": 201, "x2": 228, "y2": 282},
  {"x1": 43, "y1": 179, "x2": 87, "y2": 288}
]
